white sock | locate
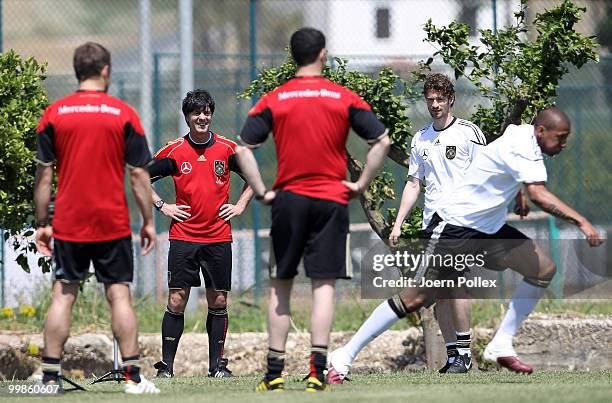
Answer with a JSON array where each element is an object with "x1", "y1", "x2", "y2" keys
[
  {"x1": 343, "y1": 300, "x2": 401, "y2": 361},
  {"x1": 455, "y1": 331, "x2": 472, "y2": 357},
  {"x1": 490, "y1": 280, "x2": 546, "y2": 348}
]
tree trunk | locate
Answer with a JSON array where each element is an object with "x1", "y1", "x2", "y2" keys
[{"x1": 420, "y1": 306, "x2": 446, "y2": 370}]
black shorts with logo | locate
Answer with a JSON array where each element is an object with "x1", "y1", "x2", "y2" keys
[
  {"x1": 417, "y1": 213, "x2": 531, "y2": 282},
  {"x1": 167, "y1": 240, "x2": 232, "y2": 291},
  {"x1": 53, "y1": 236, "x2": 134, "y2": 284},
  {"x1": 269, "y1": 190, "x2": 351, "y2": 280}
]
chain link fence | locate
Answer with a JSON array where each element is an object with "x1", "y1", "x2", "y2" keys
[{"x1": 1, "y1": 0, "x2": 610, "y2": 305}]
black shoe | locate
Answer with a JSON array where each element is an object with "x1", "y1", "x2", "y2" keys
[
  {"x1": 438, "y1": 360, "x2": 452, "y2": 373},
  {"x1": 445, "y1": 354, "x2": 472, "y2": 374},
  {"x1": 154, "y1": 361, "x2": 174, "y2": 378},
  {"x1": 208, "y1": 358, "x2": 233, "y2": 378}
]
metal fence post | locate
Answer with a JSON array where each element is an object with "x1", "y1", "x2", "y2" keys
[
  {"x1": 249, "y1": 0, "x2": 263, "y2": 303},
  {"x1": 1, "y1": 229, "x2": 4, "y2": 307}
]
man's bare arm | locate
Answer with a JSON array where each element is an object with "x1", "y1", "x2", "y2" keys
[
  {"x1": 34, "y1": 164, "x2": 53, "y2": 223},
  {"x1": 344, "y1": 135, "x2": 391, "y2": 198},
  {"x1": 129, "y1": 167, "x2": 156, "y2": 255},
  {"x1": 234, "y1": 145, "x2": 273, "y2": 203},
  {"x1": 389, "y1": 177, "x2": 421, "y2": 244},
  {"x1": 526, "y1": 182, "x2": 603, "y2": 246}
]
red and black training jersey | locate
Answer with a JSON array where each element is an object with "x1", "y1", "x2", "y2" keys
[
  {"x1": 239, "y1": 76, "x2": 386, "y2": 205},
  {"x1": 150, "y1": 132, "x2": 240, "y2": 243},
  {"x1": 36, "y1": 90, "x2": 151, "y2": 242}
]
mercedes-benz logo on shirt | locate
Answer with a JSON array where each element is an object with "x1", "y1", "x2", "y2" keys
[
  {"x1": 422, "y1": 149, "x2": 429, "y2": 160},
  {"x1": 180, "y1": 161, "x2": 192, "y2": 174}
]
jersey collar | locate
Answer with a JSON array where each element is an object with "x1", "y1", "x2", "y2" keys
[
  {"x1": 186, "y1": 131, "x2": 215, "y2": 149},
  {"x1": 433, "y1": 117, "x2": 457, "y2": 132}
]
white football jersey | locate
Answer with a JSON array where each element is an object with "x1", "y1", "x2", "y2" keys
[
  {"x1": 407, "y1": 117, "x2": 486, "y2": 228},
  {"x1": 437, "y1": 124, "x2": 548, "y2": 234}
]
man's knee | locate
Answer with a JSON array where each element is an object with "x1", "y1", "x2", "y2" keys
[
  {"x1": 167, "y1": 289, "x2": 189, "y2": 312},
  {"x1": 207, "y1": 291, "x2": 227, "y2": 309},
  {"x1": 104, "y1": 283, "x2": 131, "y2": 304},
  {"x1": 525, "y1": 260, "x2": 557, "y2": 288},
  {"x1": 389, "y1": 291, "x2": 429, "y2": 318}
]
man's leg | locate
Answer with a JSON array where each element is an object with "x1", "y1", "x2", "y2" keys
[
  {"x1": 446, "y1": 297, "x2": 472, "y2": 373},
  {"x1": 205, "y1": 289, "x2": 229, "y2": 375},
  {"x1": 308, "y1": 278, "x2": 335, "y2": 384},
  {"x1": 105, "y1": 283, "x2": 141, "y2": 381},
  {"x1": 159, "y1": 288, "x2": 189, "y2": 375},
  {"x1": 263, "y1": 279, "x2": 293, "y2": 381},
  {"x1": 329, "y1": 287, "x2": 431, "y2": 382},
  {"x1": 484, "y1": 239, "x2": 556, "y2": 373},
  {"x1": 105, "y1": 283, "x2": 159, "y2": 393},
  {"x1": 42, "y1": 281, "x2": 79, "y2": 384}
]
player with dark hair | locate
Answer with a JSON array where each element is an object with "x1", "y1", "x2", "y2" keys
[
  {"x1": 35, "y1": 42, "x2": 159, "y2": 394},
  {"x1": 148, "y1": 89, "x2": 253, "y2": 379},
  {"x1": 328, "y1": 73, "x2": 492, "y2": 380},
  {"x1": 235, "y1": 27, "x2": 390, "y2": 392}
]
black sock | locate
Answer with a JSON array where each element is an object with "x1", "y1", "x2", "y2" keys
[
  {"x1": 309, "y1": 345, "x2": 327, "y2": 382},
  {"x1": 207, "y1": 307, "x2": 228, "y2": 370},
  {"x1": 265, "y1": 348, "x2": 285, "y2": 381},
  {"x1": 445, "y1": 343, "x2": 458, "y2": 362},
  {"x1": 456, "y1": 331, "x2": 472, "y2": 357},
  {"x1": 122, "y1": 355, "x2": 141, "y2": 383},
  {"x1": 162, "y1": 307, "x2": 184, "y2": 371},
  {"x1": 41, "y1": 356, "x2": 61, "y2": 383}
]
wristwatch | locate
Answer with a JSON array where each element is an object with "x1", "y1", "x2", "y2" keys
[{"x1": 154, "y1": 199, "x2": 165, "y2": 211}]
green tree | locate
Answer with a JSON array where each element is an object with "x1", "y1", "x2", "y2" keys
[
  {"x1": 239, "y1": 0, "x2": 598, "y2": 241},
  {"x1": 418, "y1": 0, "x2": 598, "y2": 140},
  {"x1": 0, "y1": 50, "x2": 49, "y2": 272}
]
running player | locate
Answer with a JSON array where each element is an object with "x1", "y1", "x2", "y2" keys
[
  {"x1": 333, "y1": 106, "x2": 603, "y2": 376},
  {"x1": 148, "y1": 89, "x2": 253, "y2": 378},
  {"x1": 235, "y1": 27, "x2": 390, "y2": 391},
  {"x1": 34, "y1": 42, "x2": 159, "y2": 394}
]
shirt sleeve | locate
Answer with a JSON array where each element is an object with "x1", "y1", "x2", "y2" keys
[
  {"x1": 503, "y1": 132, "x2": 547, "y2": 184},
  {"x1": 347, "y1": 91, "x2": 387, "y2": 143},
  {"x1": 239, "y1": 95, "x2": 272, "y2": 147},
  {"x1": 407, "y1": 135, "x2": 424, "y2": 181},
  {"x1": 35, "y1": 107, "x2": 56, "y2": 165},
  {"x1": 146, "y1": 157, "x2": 177, "y2": 182},
  {"x1": 124, "y1": 109, "x2": 152, "y2": 168},
  {"x1": 228, "y1": 154, "x2": 242, "y2": 174}
]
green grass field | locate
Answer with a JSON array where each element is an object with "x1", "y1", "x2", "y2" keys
[{"x1": 1, "y1": 371, "x2": 611, "y2": 403}]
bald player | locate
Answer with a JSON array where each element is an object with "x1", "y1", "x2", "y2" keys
[{"x1": 335, "y1": 107, "x2": 603, "y2": 374}]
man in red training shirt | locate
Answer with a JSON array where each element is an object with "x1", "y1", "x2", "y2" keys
[
  {"x1": 235, "y1": 28, "x2": 390, "y2": 391},
  {"x1": 34, "y1": 42, "x2": 158, "y2": 394}
]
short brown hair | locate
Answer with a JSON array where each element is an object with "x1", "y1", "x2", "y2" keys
[
  {"x1": 73, "y1": 42, "x2": 111, "y2": 82},
  {"x1": 423, "y1": 73, "x2": 455, "y2": 105}
]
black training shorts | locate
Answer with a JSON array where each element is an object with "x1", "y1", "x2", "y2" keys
[
  {"x1": 53, "y1": 236, "x2": 134, "y2": 284},
  {"x1": 167, "y1": 240, "x2": 232, "y2": 291},
  {"x1": 416, "y1": 213, "x2": 531, "y2": 282},
  {"x1": 269, "y1": 190, "x2": 351, "y2": 280}
]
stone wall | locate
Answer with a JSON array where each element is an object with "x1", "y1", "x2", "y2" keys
[{"x1": 1, "y1": 315, "x2": 610, "y2": 380}]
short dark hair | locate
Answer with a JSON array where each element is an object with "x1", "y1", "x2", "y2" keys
[
  {"x1": 182, "y1": 89, "x2": 215, "y2": 119},
  {"x1": 73, "y1": 42, "x2": 111, "y2": 82},
  {"x1": 423, "y1": 73, "x2": 455, "y2": 106},
  {"x1": 290, "y1": 27, "x2": 326, "y2": 67}
]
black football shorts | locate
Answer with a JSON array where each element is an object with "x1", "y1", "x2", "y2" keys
[
  {"x1": 167, "y1": 240, "x2": 232, "y2": 291},
  {"x1": 53, "y1": 236, "x2": 134, "y2": 284},
  {"x1": 269, "y1": 190, "x2": 351, "y2": 280}
]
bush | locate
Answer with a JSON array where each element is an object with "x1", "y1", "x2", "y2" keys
[{"x1": 0, "y1": 50, "x2": 48, "y2": 271}]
